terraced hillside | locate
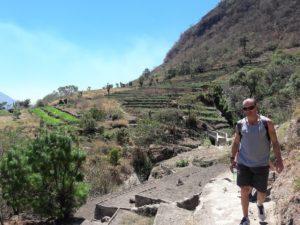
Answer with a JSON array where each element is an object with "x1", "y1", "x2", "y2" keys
[
  {"x1": 107, "y1": 87, "x2": 231, "y2": 132},
  {"x1": 108, "y1": 90, "x2": 181, "y2": 109}
]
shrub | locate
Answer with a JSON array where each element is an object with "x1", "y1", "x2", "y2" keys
[
  {"x1": 89, "y1": 107, "x2": 106, "y2": 121},
  {"x1": 202, "y1": 137, "x2": 212, "y2": 147},
  {"x1": 0, "y1": 132, "x2": 88, "y2": 221},
  {"x1": 12, "y1": 109, "x2": 21, "y2": 120},
  {"x1": 132, "y1": 148, "x2": 152, "y2": 181},
  {"x1": 185, "y1": 114, "x2": 198, "y2": 129},
  {"x1": 109, "y1": 147, "x2": 121, "y2": 166},
  {"x1": 110, "y1": 109, "x2": 124, "y2": 121},
  {"x1": 176, "y1": 159, "x2": 189, "y2": 167},
  {"x1": 116, "y1": 128, "x2": 130, "y2": 145},
  {"x1": 80, "y1": 112, "x2": 97, "y2": 134},
  {"x1": 102, "y1": 130, "x2": 115, "y2": 141}
]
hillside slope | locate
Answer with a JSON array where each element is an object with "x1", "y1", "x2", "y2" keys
[{"x1": 153, "y1": 0, "x2": 300, "y2": 75}]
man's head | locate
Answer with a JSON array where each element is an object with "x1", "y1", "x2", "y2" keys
[{"x1": 242, "y1": 98, "x2": 258, "y2": 117}]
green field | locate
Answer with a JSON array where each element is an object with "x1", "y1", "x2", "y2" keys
[
  {"x1": 30, "y1": 108, "x2": 62, "y2": 126},
  {"x1": 43, "y1": 106, "x2": 79, "y2": 123}
]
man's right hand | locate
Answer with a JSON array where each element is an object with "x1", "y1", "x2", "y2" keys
[{"x1": 230, "y1": 160, "x2": 237, "y2": 173}]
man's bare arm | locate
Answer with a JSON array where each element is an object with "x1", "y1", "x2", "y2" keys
[
  {"x1": 231, "y1": 127, "x2": 240, "y2": 159},
  {"x1": 230, "y1": 127, "x2": 240, "y2": 171},
  {"x1": 267, "y1": 119, "x2": 284, "y2": 173}
]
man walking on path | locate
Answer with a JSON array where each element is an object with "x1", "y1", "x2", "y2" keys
[{"x1": 230, "y1": 98, "x2": 284, "y2": 225}]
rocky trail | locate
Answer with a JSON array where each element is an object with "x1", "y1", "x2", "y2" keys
[{"x1": 75, "y1": 145, "x2": 278, "y2": 225}]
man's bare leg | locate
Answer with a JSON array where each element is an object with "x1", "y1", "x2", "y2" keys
[
  {"x1": 241, "y1": 186, "x2": 252, "y2": 217},
  {"x1": 257, "y1": 191, "x2": 267, "y2": 221},
  {"x1": 257, "y1": 191, "x2": 266, "y2": 205}
]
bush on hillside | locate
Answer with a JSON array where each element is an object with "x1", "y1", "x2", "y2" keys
[
  {"x1": 109, "y1": 108, "x2": 124, "y2": 121},
  {"x1": 89, "y1": 107, "x2": 106, "y2": 121},
  {"x1": 12, "y1": 108, "x2": 21, "y2": 120},
  {"x1": 176, "y1": 159, "x2": 189, "y2": 167},
  {"x1": 185, "y1": 114, "x2": 198, "y2": 129},
  {"x1": 116, "y1": 128, "x2": 130, "y2": 145},
  {"x1": 0, "y1": 131, "x2": 88, "y2": 221},
  {"x1": 80, "y1": 112, "x2": 97, "y2": 134},
  {"x1": 109, "y1": 147, "x2": 121, "y2": 166}
]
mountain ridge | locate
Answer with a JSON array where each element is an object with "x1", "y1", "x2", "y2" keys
[{"x1": 0, "y1": 92, "x2": 15, "y2": 109}]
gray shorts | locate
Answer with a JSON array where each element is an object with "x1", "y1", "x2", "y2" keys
[{"x1": 237, "y1": 164, "x2": 269, "y2": 193}]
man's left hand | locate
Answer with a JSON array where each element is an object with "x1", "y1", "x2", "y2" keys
[{"x1": 275, "y1": 160, "x2": 284, "y2": 173}]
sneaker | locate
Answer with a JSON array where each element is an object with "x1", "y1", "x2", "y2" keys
[
  {"x1": 257, "y1": 204, "x2": 266, "y2": 221},
  {"x1": 239, "y1": 217, "x2": 250, "y2": 225}
]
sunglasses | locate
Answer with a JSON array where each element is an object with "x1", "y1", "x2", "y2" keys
[{"x1": 242, "y1": 105, "x2": 256, "y2": 111}]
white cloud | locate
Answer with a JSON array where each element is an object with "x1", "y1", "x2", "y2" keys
[{"x1": 0, "y1": 22, "x2": 171, "y2": 102}]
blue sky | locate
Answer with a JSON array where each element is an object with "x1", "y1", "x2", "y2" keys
[{"x1": 0, "y1": 0, "x2": 220, "y2": 102}]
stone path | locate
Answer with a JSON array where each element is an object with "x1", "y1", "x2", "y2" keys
[{"x1": 191, "y1": 171, "x2": 276, "y2": 225}]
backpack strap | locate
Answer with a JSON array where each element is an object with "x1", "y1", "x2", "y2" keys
[
  {"x1": 237, "y1": 118, "x2": 270, "y2": 141},
  {"x1": 261, "y1": 119, "x2": 270, "y2": 141},
  {"x1": 237, "y1": 121, "x2": 243, "y2": 139}
]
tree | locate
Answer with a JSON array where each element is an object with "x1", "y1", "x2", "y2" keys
[
  {"x1": 13, "y1": 99, "x2": 30, "y2": 109},
  {"x1": 230, "y1": 69, "x2": 266, "y2": 98},
  {"x1": 106, "y1": 83, "x2": 113, "y2": 95},
  {"x1": 58, "y1": 85, "x2": 78, "y2": 97},
  {"x1": 0, "y1": 132, "x2": 88, "y2": 221}
]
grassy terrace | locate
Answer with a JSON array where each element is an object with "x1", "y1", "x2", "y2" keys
[
  {"x1": 43, "y1": 106, "x2": 79, "y2": 124},
  {"x1": 198, "y1": 116, "x2": 227, "y2": 123},
  {"x1": 30, "y1": 108, "x2": 62, "y2": 126},
  {"x1": 0, "y1": 110, "x2": 10, "y2": 116}
]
